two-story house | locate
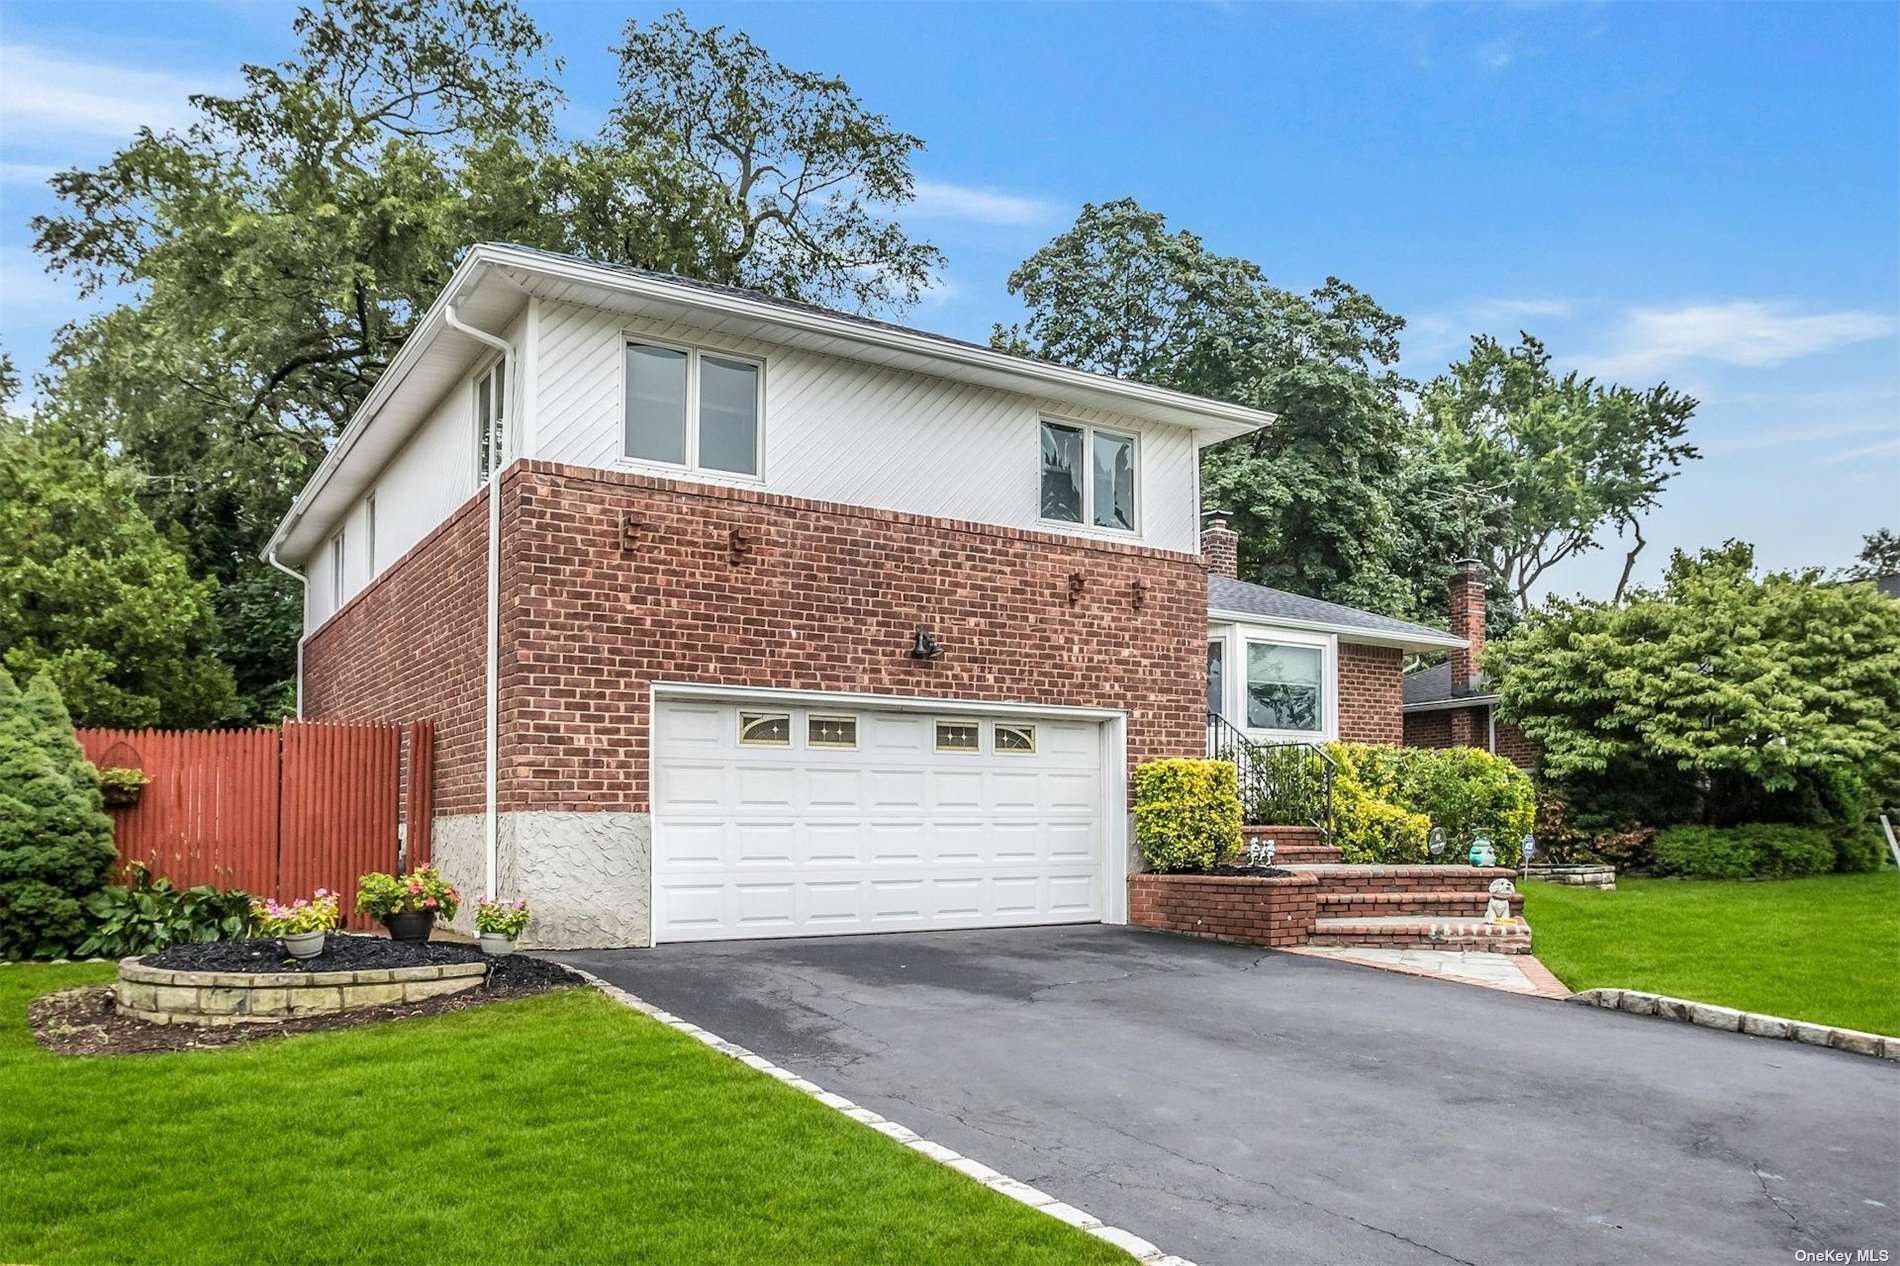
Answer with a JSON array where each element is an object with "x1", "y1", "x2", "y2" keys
[{"x1": 267, "y1": 243, "x2": 1465, "y2": 949}]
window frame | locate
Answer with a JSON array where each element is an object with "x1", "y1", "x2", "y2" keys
[
  {"x1": 806, "y1": 713, "x2": 859, "y2": 750},
  {"x1": 620, "y1": 333, "x2": 767, "y2": 483},
  {"x1": 329, "y1": 531, "x2": 346, "y2": 612},
  {"x1": 738, "y1": 710, "x2": 793, "y2": 748},
  {"x1": 933, "y1": 718, "x2": 982, "y2": 754},
  {"x1": 1241, "y1": 636, "x2": 1328, "y2": 738},
  {"x1": 472, "y1": 357, "x2": 507, "y2": 485},
  {"x1": 364, "y1": 492, "x2": 377, "y2": 577},
  {"x1": 1206, "y1": 638, "x2": 1225, "y2": 720},
  {"x1": 1037, "y1": 416, "x2": 1141, "y2": 537},
  {"x1": 994, "y1": 722, "x2": 1037, "y2": 754}
]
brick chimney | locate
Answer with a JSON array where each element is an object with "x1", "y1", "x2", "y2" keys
[
  {"x1": 1201, "y1": 518, "x2": 1239, "y2": 579},
  {"x1": 1448, "y1": 558, "x2": 1486, "y2": 694}
]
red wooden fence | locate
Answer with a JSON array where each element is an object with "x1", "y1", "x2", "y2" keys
[{"x1": 76, "y1": 721, "x2": 434, "y2": 931}]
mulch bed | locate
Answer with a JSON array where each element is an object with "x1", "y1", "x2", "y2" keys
[
  {"x1": 29, "y1": 951, "x2": 583, "y2": 1058},
  {"x1": 1205, "y1": 865, "x2": 1296, "y2": 878},
  {"x1": 146, "y1": 934, "x2": 494, "y2": 974}
]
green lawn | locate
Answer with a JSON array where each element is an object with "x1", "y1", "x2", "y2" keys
[
  {"x1": 1523, "y1": 871, "x2": 1900, "y2": 1036},
  {"x1": 0, "y1": 964, "x2": 1125, "y2": 1266}
]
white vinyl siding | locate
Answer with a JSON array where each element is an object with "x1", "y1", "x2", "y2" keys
[{"x1": 533, "y1": 301, "x2": 1201, "y2": 552}]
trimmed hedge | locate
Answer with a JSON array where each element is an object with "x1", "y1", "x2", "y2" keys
[
  {"x1": 1134, "y1": 758, "x2": 1242, "y2": 874},
  {"x1": 1650, "y1": 823, "x2": 1888, "y2": 880},
  {"x1": 1327, "y1": 742, "x2": 1536, "y2": 867}
]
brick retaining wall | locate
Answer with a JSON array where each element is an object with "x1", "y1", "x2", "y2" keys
[{"x1": 1128, "y1": 872, "x2": 1319, "y2": 947}]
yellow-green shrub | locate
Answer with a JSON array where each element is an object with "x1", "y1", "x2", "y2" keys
[
  {"x1": 1133, "y1": 758, "x2": 1242, "y2": 873},
  {"x1": 1326, "y1": 742, "x2": 1534, "y2": 865}
]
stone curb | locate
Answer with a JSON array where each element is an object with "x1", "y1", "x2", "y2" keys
[
  {"x1": 562, "y1": 965, "x2": 1195, "y2": 1266},
  {"x1": 1569, "y1": 988, "x2": 1900, "y2": 1061}
]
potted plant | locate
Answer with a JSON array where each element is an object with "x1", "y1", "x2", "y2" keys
[
  {"x1": 97, "y1": 766, "x2": 151, "y2": 808},
  {"x1": 355, "y1": 865, "x2": 460, "y2": 943},
  {"x1": 474, "y1": 898, "x2": 531, "y2": 956},
  {"x1": 250, "y1": 889, "x2": 340, "y2": 959}
]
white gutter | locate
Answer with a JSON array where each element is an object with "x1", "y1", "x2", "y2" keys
[
  {"x1": 1400, "y1": 694, "x2": 1502, "y2": 714},
  {"x1": 264, "y1": 550, "x2": 309, "y2": 718},
  {"x1": 1207, "y1": 606, "x2": 1468, "y2": 652},
  {"x1": 443, "y1": 301, "x2": 513, "y2": 903}
]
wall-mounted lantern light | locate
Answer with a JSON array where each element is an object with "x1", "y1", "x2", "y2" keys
[{"x1": 909, "y1": 628, "x2": 944, "y2": 660}]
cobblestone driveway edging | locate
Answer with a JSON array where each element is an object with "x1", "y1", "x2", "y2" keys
[{"x1": 1568, "y1": 988, "x2": 1900, "y2": 1060}]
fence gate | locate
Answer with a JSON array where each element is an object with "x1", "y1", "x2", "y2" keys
[{"x1": 76, "y1": 721, "x2": 431, "y2": 931}]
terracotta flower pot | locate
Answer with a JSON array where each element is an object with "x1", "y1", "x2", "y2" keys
[{"x1": 383, "y1": 910, "x2": 436, "y2": 943}]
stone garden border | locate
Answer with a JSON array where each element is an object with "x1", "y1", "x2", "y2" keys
[
  {"x1": 560, "y1": 965, "x2": 1197, "y2": 1266},
  {"x1": 1569, "y1": 988, "x2": 1900, "y2": 1061},
  {"x1": 115, "y1": 957, "x2": 487, "y2": 1025}
]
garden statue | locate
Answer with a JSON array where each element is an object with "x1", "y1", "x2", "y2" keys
[
  {"x1": 1245, "y1": 838, "x2": 1275, "y2": 868},
  {"x1": 1467, "y1": 834, "x2": 1496, "y2": 867},
  {"x1": 1485, "y1": 877, "x2": 1516, "y2": 925},
  {"x1": 1427, "y1": 826, "x2": 1447, "y2": 858}
]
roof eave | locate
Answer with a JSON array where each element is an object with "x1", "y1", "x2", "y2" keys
[
  {"x1": 1401, "y1": 694, "x2": 1501, "y2": 713},
  {"x1": 1207, "y1": 605, "x2": 1469, "y2": 653}
]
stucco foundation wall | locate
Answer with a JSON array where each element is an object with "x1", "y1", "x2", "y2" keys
[
  {"x1": 502, "y1": 811, "x2": 653, "y2": 949},
  {"x1": 429, "y1": 814, "x2": 487, "y2": 936}
]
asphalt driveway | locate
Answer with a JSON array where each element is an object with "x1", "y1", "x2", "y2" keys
[{"x1": 562, "y1": 926, "x2": 1899, "y2": 1266}]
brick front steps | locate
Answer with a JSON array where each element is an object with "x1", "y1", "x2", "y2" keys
[
  {"x1": 1131, "y1": 852, "x2": 1534, "y2": 955},
  {"x1": 1309, "y1": 915, "x2": 1533, "y2": 954},
  {"x1": 1240, "y1": 824, "x2": 1339, "y2": 865}
]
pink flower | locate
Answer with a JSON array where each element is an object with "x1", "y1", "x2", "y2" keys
[{"x1": 424, "y1": 897, "x2": 438, "y2": 909}]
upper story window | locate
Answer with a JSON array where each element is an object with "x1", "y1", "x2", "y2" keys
[
  {"x1": 329, "y1": 532, "x2": 346, "y2": 611},
  {"x1": 474, "y1": 360, "x2": 506, "y2": 484},
  {"x1": 1245, "y1": 641, "x2": 1324, "y2": 734},
  {"x1": 625, "y1": 340, "x2": 762, "y2": 478},
  {"x1": 364, "y1": 493, "x2": 377, "y2": 576},
  {"x1": 1040, "y1": 419, "x2": 1137, "y2": 533}
]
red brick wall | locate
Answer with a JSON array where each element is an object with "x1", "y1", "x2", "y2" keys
[
  {"x1": 1337, "y1": 642, "x2": 1403, "y2": 744},
  {"x1": 1128, "y1": 873, "x2": 1318, "y2": 947},
  {"x1": 304, "y1": 490, "x2": 489, "y2": 816},
  {"x1": 1494, "y1": 719, "x2": 1537, "y2": 770},
  {"x1": 1403, "y1": 704, "x2": 1538, "y2": 771},
  {"x1": 500, "y1": 462, "x2": 1209, "y2": 813},
  {"x1": 1448, "y1": 560, "x2": 1486, "y2": 693}
]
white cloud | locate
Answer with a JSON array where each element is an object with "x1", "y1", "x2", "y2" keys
[
  {"x1": 0, "y1": 161, "x2": 59, "y2": 186},
  {"x1": 1592, "y1": 301, "x2": 1897, "y2": 376},
  {"x1": 0, "y1": 44, "x2": 226, "y2": 141},
  {"x1": 908, "y1": 179, "x2": 1061, "y2": 227},
  {"x1": 1816, "y1": 434, "x2": 1900, "y2": 466}
]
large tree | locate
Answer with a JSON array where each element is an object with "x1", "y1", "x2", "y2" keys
[
  {"x1": 30, "y1": 2, "x2": 943, "y2": 718},
  {"x1": 994, "y1": 199, "x2": 1422, "y2": 615},
  {"x1": 0, "y1": 422, "x2": 236, "y2": 728},
  {"x1": 1490, "y1": 541, "x2": 1900, "y2": 829},
  {"x1": 1415, "y1": 334, "x2": 1699, "y2": 609}
]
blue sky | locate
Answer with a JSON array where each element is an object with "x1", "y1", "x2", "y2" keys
[{"x1": 3, "y1": 1, "x2": 1895, "y2": 598}]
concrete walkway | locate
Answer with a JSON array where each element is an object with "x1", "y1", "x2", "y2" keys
[
  {"x1": 1283, "y1": 944, "x2": 1571, "y2": 997},
  {"x1": 562, "y1": 924, "x2": 1899, "y2": 1266}
]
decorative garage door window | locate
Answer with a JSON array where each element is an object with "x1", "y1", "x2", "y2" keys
[
  {"x1": 807, "y1": 714, "x2": 858, "y2": 748},
  {"x1": 995, "y1": 723, "x2": 1036, "y2": 753},
  {"x1": 738, "y1": 711, "x2": 792, "y2": 746},
  {"x1": 1245, "y1": 642, "x2": 1323, "y2": 733},
  {"x1": 935, "y1": 720, "x2": 980, "y2": 752}
]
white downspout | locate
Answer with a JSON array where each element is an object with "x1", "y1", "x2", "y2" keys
[
  {"x1": 444, "y1": 302, "x2": 513, "y2": 902},
  {"x1": 1487, "y1": 704, "x2": 1497, "y2": 754},
  {"x1": 265, "y1": 550, "x2": 308, "y2": 719}
]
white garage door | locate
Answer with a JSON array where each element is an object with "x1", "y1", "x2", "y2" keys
[{"x1": 651, "y1": 697, "x2": 1106, "y2": 943}]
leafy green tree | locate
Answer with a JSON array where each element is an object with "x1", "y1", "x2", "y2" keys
[
  {"x1": 0, "y1": 423, "x2": 236, "y2": 727},
  {"x1": 994, "y1": 198, "x2": 1420, "y2": 614},
  {"x1": 1490, "y1": 541, "x2": 1900, "y2": 829},
  {"x1": 1844, "y1": 528, "x2": 1900, "y2": 580},
  {"x1": 1416, "y1": 334, "x2": 1699, "y2": 609},
  {"x1": 0, "y1": 668, "x2": 119, "y2": 960}
]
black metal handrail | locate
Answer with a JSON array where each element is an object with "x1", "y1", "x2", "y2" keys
[{"x1": 1206, "y1": 713, "x2": 1336, "y2": 839}]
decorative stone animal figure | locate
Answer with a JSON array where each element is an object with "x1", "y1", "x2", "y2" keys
[
  {"x1": 1246, "y1": 839, "x2": 1275, "y2": 868},
  {"x1": 1485, "y1": 877, "x2": 1516, "y2": 925}
]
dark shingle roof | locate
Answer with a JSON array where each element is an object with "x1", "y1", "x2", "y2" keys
[
  {"x1": 1401, "y1": 660, "x2": 1498, "y2": 706},
  {"x1": 1877, "y1": 574, "x2": 1900, "y2": 600},
  {"x1": 1208, "y1": 575, "x2": 1462, "y2": 648}
]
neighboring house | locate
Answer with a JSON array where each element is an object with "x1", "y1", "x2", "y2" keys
[
  {"x1": 1400, "y1": 560, "x2": 1536, "y2": 769},
  {"x1": 268, "y1": 243, "x2": 1273, "y2": 949},
  {"x1": 1197, "y1": 519, "x2": 1466, "y2": 747}
]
